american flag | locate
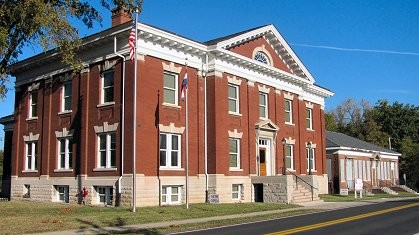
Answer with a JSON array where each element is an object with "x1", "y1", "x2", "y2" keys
[
  {"x1": 128, "y1": 21, "x2": 136, "y2": 61},
  {"x1": 181, "y1": 72, "x2": 188, "y2": 101}
]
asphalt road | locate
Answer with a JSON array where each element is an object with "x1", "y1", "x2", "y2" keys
[{"x1": 177, "y1": 198, "x2": 419, "y2": 235}]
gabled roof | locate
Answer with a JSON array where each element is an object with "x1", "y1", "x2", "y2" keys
[
  {"x1": 326, "y1": 131, "x2": 400, "y2": 155},
  {"x1": 205, "y1": 24, "x2": 316, "y2": 83},
  {"x1": 204, "y1": 25, "x2": 270, "y2": 45}
]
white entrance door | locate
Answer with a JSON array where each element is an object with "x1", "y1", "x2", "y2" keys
[{"x1": 259, "y1": 139, "x2": 271, "y2": 176}]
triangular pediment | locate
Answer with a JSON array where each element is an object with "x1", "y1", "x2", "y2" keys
[
  {"x1": 207, "y1": 24, "x2": 315, "y2": 83},
  {"x1": 255, "y1": 119, "x2": 279, "y2": 132}
]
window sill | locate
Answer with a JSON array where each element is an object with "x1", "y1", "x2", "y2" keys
[
  {"x1": 229, "y1": 168, "x2": 243, "y2": 172},
  {"x1": 306, "y1": 128, "x2": 315, "y2": 132},
  {"x1": 162, "y1": 102, "x2": 181, "y2": 109},
  {"x1": 22, "y1": 170, "x2": 38, "y2": 173},
  {"x1": 159, "y1": 167, "x2": 184, "y2": 171},
  {"x1": 93, "y1": 167, "x2": 117, "y2": 172},
  {"x1": 97, "y1": 102, "x2": 115, "y2": 108},
  {"x1": 228, "y1": 111, "x2": 242, "y2": 117},
  {"x1": 285, "y1": 122, "x2": 294, "y2": 126},
  {"x1": 26, "y1": 117, "x2": 38, "y2": 121},
  {"x1": 58, "y1": 110, "x2": 72, "y2": 116},
  {"x1": 54, "y1": 169, "x2": 73, "y2": 173}
]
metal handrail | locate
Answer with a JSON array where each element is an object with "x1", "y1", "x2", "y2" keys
[{"x1": 286, "y1": 169, "x2": 318, "y2": 201}]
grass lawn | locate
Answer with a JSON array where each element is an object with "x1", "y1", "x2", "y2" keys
[
  {"x1": 320, "y1": 192, "x2": 419, "y2": 202},
  {"x1": 0, "y1": 200, "x2": 299, "y2": 234}
]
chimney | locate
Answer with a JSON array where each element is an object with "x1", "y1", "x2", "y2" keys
[{"x1": 111, "y1": 7, "x2": 132, "y2": 27}]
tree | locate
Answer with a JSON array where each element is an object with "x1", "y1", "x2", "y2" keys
[{"x1": 0, "y1": 0, "x2": 143, "y2": 100}]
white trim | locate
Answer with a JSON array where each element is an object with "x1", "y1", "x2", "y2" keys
[
  {"x1": 228, "y1": 129, "x2": 243, "y2": 139},
  {"x1": 258, "y1": 84, "x2": 271, "y2": 93},
  {"x1": 159, "y1": 123, "x2": 185, "y2": 134},
  {"x1": 94, "y1": 122, "x2": 119, "y2": 133},
  {"x1": 162, "y1": 62, "x2": 182, "y2": 74},
  {"x1": 228, "y1": 83, "x2": 240, "y2": 114},
  {"x1": 227, "y1": 75, "x2": 242, "y2": 85}
]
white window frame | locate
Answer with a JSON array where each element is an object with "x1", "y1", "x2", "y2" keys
[
  {"x1": 306, "y1": 147, "x2": 316, "y2": 172},
  {"x1": 306, "y1": 108, "x2": 313, "y2": 130},
  {"x1": 259, "y1": 92, "x2": 268, "y2": 118},
  {"x1": 159, "y1": 133, "x2": 181, "y2": 168},
  {"x1": 61, "y1": 81, "x2": 72, "y2": 112},
  {"x1": 96, "y1": 186, "x2": 113, "y2": 206},
  {"x1": 29, "y1": 92, "x2": 38, "y2": 118},
  {"x1": 101, "y1": 70, "x2": 114, "y2": 104},
  {"x1": 97, "y1": 132, "x2": 116, "y2": 169},
  {"x1": 229, "y1": 138, "x2": 240, "y2": 170},
  {"x1": 25, "y1": 142, "x2": 37, "y2": 171},
  {"x1": 161, "y1": 185, "x2": 181, "y2": 205},
  {"x1": 163, "y1": 71, "x2": 178, "y2": 105},
  {"x1": 285, "y1": 144, "x2": 294, "y2": 170},
  {"x1": 58, "y1": 137, "x2": 72, "y2": 170},
  {"x1": 228, "y1": 84, "x2": 239, "y2": 114},
  {"x1": 232, "y1": 184, "x2": 243, "y2": 200},
  {"x1": 285, "y1": 99, "x2": 293, "y2": 124},
  {"x1": 55, "y1": 185, "x2": 69, "y2": 203}
]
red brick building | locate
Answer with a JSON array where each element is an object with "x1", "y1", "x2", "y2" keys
[{"x1": 1, "y1": 11, "x2": 333, "y2": 206}]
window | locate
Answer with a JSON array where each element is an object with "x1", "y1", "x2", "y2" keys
[
  {"x1": 163, "y1": 72, "x2": 178, "y2": 105},
  {"x1": 254, "y1": 51, "x2": 270, "y2": 65},
  {"x1": 285, "y1": 145, "x2": 294, "y2": 170},
  {"x1": 306, "y1": 108, "x2": 313, "y2": 130},
  {"x1": 162, "y1": 186, "x2": 181, "y2": 204},
  {"x1": 101, "y1": 70, "x2": 114, "y2": 103},
  {"x1": 285, "y1": 99, "x2": 292, "y2": 124},
  {"x1": 62, "y1": 82, "x2": 72, "y2": 111},
  {"x1": 55, "y1": 185, "x2": 69, "y2": 203},
  {"x1": 23, "y1": 184, "x2": 31, "y2": 198},
  {"x1": 96, "y1": 186, "x2": 113, "y2": 206},
  {"x1": 29, "y1": 92, "x2": 38, "y2": 118},
  {"x1": 232, "y1": 184, "x2": 242, "y2": 200},
  {"x1": 306, "y1": 147, "x2": 315, "y2": 172},
  {"x1": 58, "y1": 138, "x2": 72, "y2": 170},
  {"x1": 228, "y1": 84, "x2": 239, "y2": 113},
  {"x1": 25, "y1": 142, "x2": 38, "y2": 170},
  {"x1": 229, "y1": 138, "x2": 240, "y2": 169},
  {"x1": 98, "y1": 133, "x2": 116, "y2": 168},
  {"x1": 259, "y1": 92, "x2": 268, "y2": 118},
  {"x1": 160, "y1": 133, "x2": 181, "y2": 168}
]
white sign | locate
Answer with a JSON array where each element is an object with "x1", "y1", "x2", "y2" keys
[
  {"x1": 209, "y1": 194, "x2": 219, "y2": 204},
  {"x1": 340, "y1": 189, "x2": 348, "y2": 195},
  {"x1": 355, "y1": 179, "x2": 363, "y2": 191}
]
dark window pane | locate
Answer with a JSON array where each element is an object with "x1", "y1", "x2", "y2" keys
[
  {"x1": 172, "y1": 135, "x2": 178, "y2": 150},
  {"x1": 171, "y1": 152, "x2": 178, "y2": 166},
  {"x1": 160, "y1": 151, "x2": 166, "y2": 166},
  {"x1": 160, "y1": 134, "x2": 166, "y2": 149}
]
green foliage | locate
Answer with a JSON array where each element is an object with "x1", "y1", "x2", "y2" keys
[{"x1": 0, "y1": 0, "x2": 143, "y2": 100}]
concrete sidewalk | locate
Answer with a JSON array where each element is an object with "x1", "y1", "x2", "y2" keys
[{"x1": 35, "y1": 197, "x2": 417, "y2": 235}]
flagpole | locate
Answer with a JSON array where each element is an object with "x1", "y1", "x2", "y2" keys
[
  {"x1": 185, "y1": 59, "x2": 189, "y2": 209},
  {"x1": 132, "y1": 9, "x2": 138, "y2": 213}
]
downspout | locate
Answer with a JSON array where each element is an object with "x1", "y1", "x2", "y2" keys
[
  {"x1": 204, "y1": 53, "x2": 209, "y2": 202},
  {"x1": 114, "y1": 37, "x2": 126, "y2": 195}
]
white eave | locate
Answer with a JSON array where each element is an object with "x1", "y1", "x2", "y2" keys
[
  {"x1": 138, "y1": 22, "x2": 207, "y2": 57},
  {"x1": 327, "y1": 146, "x2": 401, "y2": 158}
]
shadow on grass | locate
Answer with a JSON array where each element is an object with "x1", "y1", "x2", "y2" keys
[{"x1": 76, "y1": 218, "x2": 162, "y2": 235}]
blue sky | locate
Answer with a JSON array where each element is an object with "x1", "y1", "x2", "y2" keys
[{"x1": 1, "y1": 0, "x2": 418, "y2": 148}]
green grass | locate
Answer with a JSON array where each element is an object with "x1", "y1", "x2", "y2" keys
[
  {"x1": 320, "y1": 192, "x2": 419, "y2": 202},
  {"x1": 0, "y1": 200, "x2": 299, "y2": 234}
]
